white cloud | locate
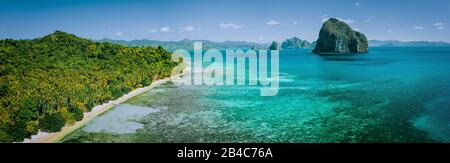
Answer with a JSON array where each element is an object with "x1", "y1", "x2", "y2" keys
[
  {"x1": 339, "y1": 18, "x2": 355, "y2": 24},
  {"x1": 387, "y1": 29, "x2": 393, "y2": 33},
  {"x1": 292, "y1": 21, "x2": 298, "y2": 25},
  {"x1": 115, "y1": 32, "x2": 123, "y2": 36},
  {"x1": 183, "y1": 26, "x2": 195, "y2": 32},
  {"x1": 160, "y1": 26, "x2": 172, "y2": 32},
  {"x1": 322, "y1": 17, "x2": 355, "y2": 24},
  {"x1": 434, "y1": 22, "x2": 444, "y2": 26},
  {"x1": 412, "y1": 26, "x2": 424, "y2": 30},
  {"x1": 355, "y1": 2, "x2": 360, "y2": 7},
  {"x1": 266, "y1": 20, "x2": 280, "y2": 25},
  {"x1": 353, "y1": 27, "x2": 360, "y2": 31},
  {"x1": 219, "y1": 23, "x2": 243, "y2": 29},
  {"x1": 433, "y1": 22, "x2": 445, "y2": 30},
  {"x1": 149, "y1": 29, "x2": 158, "y2": 33}
]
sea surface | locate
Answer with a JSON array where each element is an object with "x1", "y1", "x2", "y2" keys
[{"x1": 63, "y1": 47, "x2": 450, "y2": 143}]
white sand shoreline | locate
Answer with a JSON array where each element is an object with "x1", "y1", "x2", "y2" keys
[{"x1": 23, "y1": 67, "x2": 187, "y2": 143}]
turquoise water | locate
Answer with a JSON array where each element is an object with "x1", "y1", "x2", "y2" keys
[{"x1": 63, "y1": 47, "x2": 450, "y2": 143}]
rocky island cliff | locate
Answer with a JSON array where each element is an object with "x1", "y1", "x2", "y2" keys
[
  {"x1": 268, "y1": 41, "x2": 281, "y2": 50},
  {"x1": 281, "y1": 37, "x2": 311, "y2": 49},
  {"x1": 313, "y1": 18, "x2": 368, "y2": 54}
]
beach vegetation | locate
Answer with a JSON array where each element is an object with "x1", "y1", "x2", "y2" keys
[{"x1": 0, "y1": 31, "x2": 177, "y2": 142}]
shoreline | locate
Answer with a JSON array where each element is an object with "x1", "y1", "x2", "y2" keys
[{"x1": 23, "y1": 66, "x2": 187, "y2": 143}]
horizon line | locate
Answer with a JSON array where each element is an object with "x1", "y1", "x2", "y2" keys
[{"x1": 1, "y1": 31, "x2": 450, "y2": 44}]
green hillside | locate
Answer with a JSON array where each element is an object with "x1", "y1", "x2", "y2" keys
[{"x1": 0, "y1": 31, "x2": 177, "y2": 142}]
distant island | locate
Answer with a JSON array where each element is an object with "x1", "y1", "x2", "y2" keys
[
  {"x1": 313, "y1": 18, "x2": 369, "y2": 54},
  {"x1": 98, "y1": 37, "x2": 450, "y2": 53},
  {"x1": 369, "y1": 40, "x2": 450, "y2": 47},
  {"x1": 281, "y1": 37, "x2": 312, "y2": 49},
  {"x1": 99, "y1": 38, "x2": 269, "y2": 51},
  {"x1": 269, "y1": 41, "x2": 282, "y2": 50}
]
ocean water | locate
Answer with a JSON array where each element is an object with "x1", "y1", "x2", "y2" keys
[{"x1": 62, "y1": 47, "x2": 450, "y2": 143}]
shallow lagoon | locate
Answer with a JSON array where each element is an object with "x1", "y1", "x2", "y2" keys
[{"x1": 63, "y1": 47, "x2": 450, "y2": 143}]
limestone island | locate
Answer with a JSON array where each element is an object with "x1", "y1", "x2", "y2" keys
[
  {"x1": 313, "y1": 18, "x2": 368, "y2": 55},
  {"x1": 281, "y1": 37, "x2": 311, "y2": 49},
  {"x1": 268, "y1": 41, "x2": 281, "y2": 50}
]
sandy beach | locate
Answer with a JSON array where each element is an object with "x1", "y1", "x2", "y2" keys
[{"x1": 23, "y1": 65, "x2": 187, "y2": 143}]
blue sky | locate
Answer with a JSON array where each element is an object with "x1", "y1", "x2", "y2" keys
[{"x1": 0, "y1": 0, "x2": 449, "y2": 42}]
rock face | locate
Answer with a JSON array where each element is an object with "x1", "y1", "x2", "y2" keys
[
  {"x1": 313, "y1": 18, "x2": 368, "y2": 54},
  {"x1": 281, "y1": 37, "x2": 311, "y2": 49},
  {"x1": 268, "y1": 41, "x2": 281, "y2": 50}
]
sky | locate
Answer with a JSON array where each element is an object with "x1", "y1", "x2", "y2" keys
[{"x1": 0, "y1": 0, "x2": 449, "y2": 43}]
